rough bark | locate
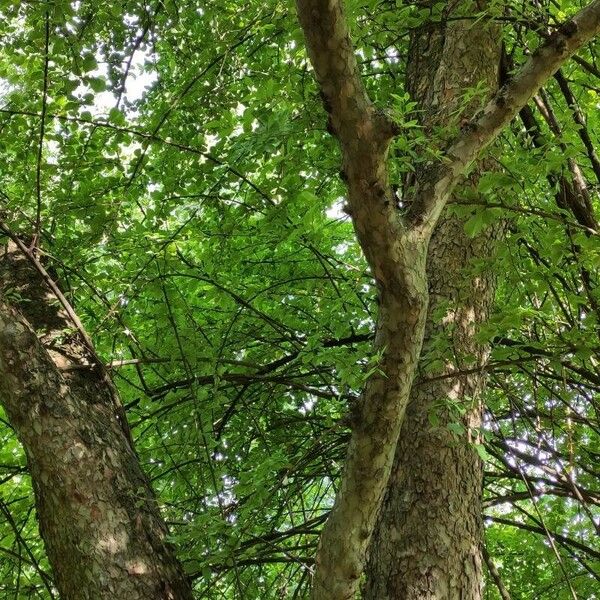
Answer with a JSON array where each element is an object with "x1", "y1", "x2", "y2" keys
[
  {"x1": 0, "y1": 243, "x2": 193, "y2": 600},
  {"x1": 295, "y1": 4, "x2": 431, "y2": 598},
  {"x1": 294, "y1": 1, "x2": 600, "y2": 599},
  {"x1": 405, "y1": 0, "x2": 600, "y2": 232},
  {"x1": 363, "y1": 5, "x2": 501, "y2": 599},
  {"x1": 364, "y1": 216, "x2": 501, "y2": 600}
]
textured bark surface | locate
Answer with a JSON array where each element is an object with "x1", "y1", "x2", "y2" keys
[
  {"x1": 0, "y1": 244, "x2": 193, "y2": 600},
  {"x1": 364, "y1": 5, "x2": 501, "y2": 599},
  {"x1": 294, "y1": 1, "x2": 600, "y2": 598},
  {"x1": 296, "y1": 3, "x2": 431, "y2": 598},
  {"x1": 404, "y1": 0, "x2": 600, "y2": 233},
  {"x1": 364, "y1": 216, "x2": 502, "y2": 600}
]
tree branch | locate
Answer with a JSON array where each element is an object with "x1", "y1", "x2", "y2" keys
[
  {"x1": 295, "y1": 0, "x2": 405, "y2": 291},
  {"x1": 294, "y1": 0, "x2": 397, "y2": 151},
  {"x1": 294, "y1": 2, "x2": 600, "y2": 598},
  {"x1": 409, "y1": 0, "x2": 600, "y2": 231},
  {"x1": 482, "y1": 545, "x2": 512, "y2": 600}
]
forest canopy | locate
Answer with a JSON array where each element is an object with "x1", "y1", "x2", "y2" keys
[{"x1": 0, "y1": 1, "x2": 599, "y2": 599}]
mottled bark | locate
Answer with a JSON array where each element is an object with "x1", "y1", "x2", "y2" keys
[
  {"x1": 294, "y1": 1, "x2": 600, "y2": 599},
  {"x1": 364, "y1": 216, "x2": 502, "y2": 600},
  {"x1": 0, "y1": 244, "x2": 192, "y2": 600},
  {"x1": 363, "y1": 6, "x2": 501, "y2": 600},
  {"x1": 295, "y1": 4, "x2": 431, "y2": 598}
]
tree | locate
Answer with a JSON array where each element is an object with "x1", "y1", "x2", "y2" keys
[
  {"x1": 0, "y1": 242, "x2": 193, "y2": 599},
  {"x1": 0, "y1": 1, "x2": 598, "y2": 599},
  {"x1": 296, "y1": 0, "x2": 600, "y2": 597},
  {"x1": 365, "y1": 10, "x2": 502, "y2": 599}
]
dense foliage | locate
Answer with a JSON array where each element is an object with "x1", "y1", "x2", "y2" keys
[{"x1": 0, "y1": 0, "x2": 598, "y2": 598}]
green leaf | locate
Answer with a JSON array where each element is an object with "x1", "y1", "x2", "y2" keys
[
  {"x1": 88, "y1": 77, "x2": 106, "y2": 92},
  {"x1": 81, "y1": 54, "x2": 98, "y2": 73}
]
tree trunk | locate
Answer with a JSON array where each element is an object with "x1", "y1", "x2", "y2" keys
[
  {"x1": 294, "y1": 0, "x2": 600, "y2": 597},
  {"x1": 0, "y1": 243, "x2": 193, "y2": 600},
  {"x1": 364, "y1": 215, "x2": 501, "y2": 600},
  {"x1": 364, "y1": 6, "x2": 501, "y2": 599}
]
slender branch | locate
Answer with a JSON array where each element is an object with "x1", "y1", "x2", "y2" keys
[
  {"x1": 482, "y1": 545, "x2": 512, "y2": 600},
  {"x1": 34, "y1": 7, "x2": 50, "y2": 243},
  {"x1": 106, "y1": 357, "x2": 172, "y2": 369},
  {"x1": 0, "y1": 497, "x2": 56, "y2": 599},
  {"x1": 572, "y1": 54, "x2": 600, "y2": 79},
  {"x1": 554, "y1": 69, "x2": 600, "y2": 184},
  {"x1": 0, "y1": 222, "x2": 97, "y2": 358},
  {"x1": 452, "y1": 198, "x2": 598, "y2": 234},
  {"x1": 488, "y1": 516, "x2": 600, "y2": 560}
]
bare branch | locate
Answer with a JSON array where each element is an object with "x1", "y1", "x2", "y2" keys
[{"x1": 482, "y1": 546, "x2": 512, "y2": 600}]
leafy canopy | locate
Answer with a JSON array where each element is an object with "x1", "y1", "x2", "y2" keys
[{"x1": 0, "y1": 1, "x2": 598, "y2": 598}]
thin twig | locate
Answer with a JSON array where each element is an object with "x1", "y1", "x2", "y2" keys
[{"x1": 34, "y1": 7, "x2": 50, "y2": 243}]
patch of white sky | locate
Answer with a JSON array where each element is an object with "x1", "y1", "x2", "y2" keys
[
  {"x1": 81, "y1": 48, "x2": 157, "y2": 118},
  {"x1": 326, "y1": 195, "x2": 354, "y2": 245},
  {"x1": 46, "y1": 48, "x2": 157, "y2": 164},
  {"x1": 60, "y1": 3, "x2": 158, "y2": 115},
  {"x1": 326, "y1": 196, "x2": 346, "y2": 221},
  {"x1": 299, "y1": 396, "x2": 316, "y2": 415},
  {"x1": 0, "y1": 78, "x2": 9, "y2": 104}
]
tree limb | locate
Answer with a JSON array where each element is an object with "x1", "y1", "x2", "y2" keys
[
  {"x1": 295, "y1": 0, "x2": 405, "y2": 289},
  {"x1": 409, "y1": 0, "x2": 600, "y2": 230},
  {"x1": 294, "y1": 2, "x2": 600, "y2": 598}
]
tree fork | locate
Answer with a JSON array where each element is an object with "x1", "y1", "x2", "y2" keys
[{"x1": 295, "y1": 0, "x2": 600, "y2": 598}]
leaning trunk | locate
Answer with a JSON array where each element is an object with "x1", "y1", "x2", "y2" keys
[
  {"x1": 365, "y1": 6, "x2": 501, "y2": 599},
  {"x1": 0, "y1": 243, "x2": 193, "y2": 600},
  {"x1": 364, "y1": 215, "x2": 501, "y2": 600}
]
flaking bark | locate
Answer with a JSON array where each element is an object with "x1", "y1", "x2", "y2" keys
[
  {"x1": 363, "y1": 6, "x2": 502, "y2": 598},
  {"x1": 0, "y1": 244, "x2": 193, "y2": 600},
  {"x1": 365, "y1": 216, "x2": 502, "y2": 600}
]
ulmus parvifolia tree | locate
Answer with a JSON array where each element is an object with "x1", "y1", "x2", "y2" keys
[{"x1": 0, "y1": 1, "x2": 599, "y2": 599}]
